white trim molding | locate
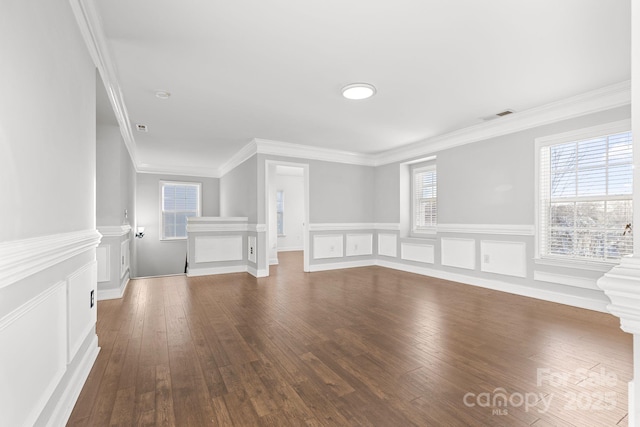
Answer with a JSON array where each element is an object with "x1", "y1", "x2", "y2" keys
[
  {"x1": 68, "y1": 0, "x2": 138, "y2": 169},
  {"x1": 308, "y1": 259, "x2": 376, "y2": 272},
  {"x1": 534, "y1": 271, "x2": 598, "y2": 290},
  {"x1": 97, "y1": 225, "x2": 131, "y2": 237},
  {"x1": 0, "y1": 229, "x2": 102, "y2": 289},
  {"x1": 597, "y1": 256, "x2": 640, "y2": 334},
  {"x1": 309, "y1": 223, "x2": 400, "y2": 232},
  {"x1": 97, "y1": 272, "x2": 130, "y2": 301},
  {"x1": 438, "y1": 223, "x2": 535, "y2": 236},
  {"x1": 534, "y1": 257, "x2": 616, "y2": 273}
]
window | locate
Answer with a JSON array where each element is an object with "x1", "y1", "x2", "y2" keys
[
  {"x1": 276, "y1": 190, "x2": 284, "y2": 235},
  {"x1": 537, "y1": 122, "x2": 632, "y2": 262},
  {"x1": 412, "y1": 165, "x2": 437, "y2": 232},
  {"x1": 160, "y1": 181, "x2": 201, "y2": 240}
]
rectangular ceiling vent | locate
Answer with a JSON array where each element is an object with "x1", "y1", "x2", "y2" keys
[
  {"x1": 482, "y1": 109, "x2": 515, "y2": 121},
  {"x1": 136, "y1": 124, "x2": 148, "y2": 132}
]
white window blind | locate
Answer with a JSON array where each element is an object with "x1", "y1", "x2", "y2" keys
[
  {"x1": 539, "y1": 130, "x2": 633, "y2": 261},
  {"x1": 276, "y1": 190, "x2": 284, "y2": 235},
  {"x1": 413, "y1": 166, "x2": 437, "y2": 231},
  {"x1": 161, "y1": 182, "x2": 201, "y2": 240}
]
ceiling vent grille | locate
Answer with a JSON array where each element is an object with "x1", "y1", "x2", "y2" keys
[
  {"x1": 136, "y1": 124, "x2": 148, "y2": 132},
  {"x1": 482, "y1": 109, "x2": 515, "y2": 121}
]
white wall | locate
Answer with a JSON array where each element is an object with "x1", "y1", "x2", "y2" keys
[
  {"x1": 276, "y1": 171, "x2": 304, "y2": 251},
  {"x1": 135, "y1": 173, "x2": 220, "y2": 277},
  {"x1": 0, "y1": 0, "x2": 101, "y2": 425}
]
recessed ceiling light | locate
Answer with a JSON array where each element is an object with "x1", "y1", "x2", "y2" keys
[
  {"x1": 155, "y1": 91, "x2": 171, "y2": 99},
  {"x1": 342, "y1": 83, "x2": 376, "y2": 100}
]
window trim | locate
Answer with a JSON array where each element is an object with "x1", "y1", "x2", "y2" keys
[
  {"x1": 411, "y1": 163, "x2": 437, "y2": 236},
  {"x1": 159, "y1": 180, "x2": 202, "y2": 241},
  {"x1": 534, "y1": 119, "x2": 632, "y2": 267}
]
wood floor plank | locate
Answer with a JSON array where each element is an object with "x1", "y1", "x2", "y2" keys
[{"x1": 68, "y1": 251, "x2": 632, "y2": 426}]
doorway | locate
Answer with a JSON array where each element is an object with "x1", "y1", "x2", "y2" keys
[{"x1": 265, "y1": 160, "x2": 309, "y2": 273}]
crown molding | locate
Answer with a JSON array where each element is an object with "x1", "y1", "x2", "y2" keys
[
  {"x1": 213, "y1": 81, "x2": 630, "y2": 176},
  {"x1": 371, "y1": 80, "x2": 631, "y2": 166},
  {"x1": 68, "y1": 0, "x2": 139, "y2": 169},
  {"x1": 217, "y1": 140, "x2": 258, "y2": 177},
  {"x1": 137, "y1": 163, "x2": 219, "y2": 178},
  {"x1": 255, "y1": 138, "x2": 376, "y2": 166}
]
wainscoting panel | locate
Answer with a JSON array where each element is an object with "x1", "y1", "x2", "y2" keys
[
  {"x1": 67, "y1": 262, "x2": 97, "y2": 363},
  {"x1": 248, "y1": 235, "x2": 257, "y2": 263},
  {"x1": 0, "y1": 281, "x2": 67, "y2": 427},
  {"x1": 441, "y1": 238, "x2": 476, "y2": 270},
  {"x1": 480, "y1": 240, "x2": 527, "y2": 278},
  {"x1": 346, "y1": 234, "x2": 373, "y2": 257},
  {"x1": 378, "y1": 233, "x2": 398, "y2": 258},
  {"x1": 120, "y1": 239, "x2": 130, "y2": 278},
  {"x1": 96, "y1": 245, "x2": 109, "y2": 283},
  {"x1": 534, "y1": 271, "x2": 599, "y2": 290},
  {"x1": 194, "y1": 236, "x2": 243, "y2": 263},
  {"x1": 401, "y1": 242, "x2": 435, "y2": 264},
  {"x1": 313, "y1": 234, "x2": 344, "y2": 259}
]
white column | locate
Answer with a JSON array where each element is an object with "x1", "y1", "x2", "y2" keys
[{"x1": 596, "y1": 3, "x2": 640, "y2": 426}]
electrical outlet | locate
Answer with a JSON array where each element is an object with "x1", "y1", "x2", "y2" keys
[{"x1": 90, "y1": 290, "x2": 95, "y2": 308}]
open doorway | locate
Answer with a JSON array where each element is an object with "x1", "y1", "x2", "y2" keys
[{"x1": 265, "y1": 160, "x2": 309, "y2": 273}]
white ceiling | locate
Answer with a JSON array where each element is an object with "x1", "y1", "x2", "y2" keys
[{"x1": 94, "y1": 0, "x2": 631, "y2": 174}]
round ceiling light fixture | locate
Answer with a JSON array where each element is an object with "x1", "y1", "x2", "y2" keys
[
  {"x1": 155, "y1": 90, "x2": 171, "y2": 99},
  {"x1": 342, "y1": 83, "x2": 376, "y2": 100}
]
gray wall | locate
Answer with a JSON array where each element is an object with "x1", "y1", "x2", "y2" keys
[
  {"x1": 375, "y1": 106, "x2": 632, "y2": 226},
  {"x1": 220, "y1": 155, "x2": 258, "y2": 222},
  {"x1": 96, "y1": 124, "x2": 136, "y2": 228},
  {"x1": 136, "y1": 173, "x2": 219, "y2": 277},
  {"x1": 0, "y1": 0, "x2": 99, "y2": 424}
]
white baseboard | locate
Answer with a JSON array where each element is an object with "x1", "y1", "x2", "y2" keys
[
  {"x1": 277, "y1": 246, "x2": 303, "y2": 252},
  {"x1": 97, "y1": 271, "x2": 129, "y2": 301},
  {"x1": 269, "y1": 257, "x2": 279, "y2": 265},
  {"x1": 46, "y1": 334, "x2": 100, "y2": 427},
  {"x1": 309, "y1": 259, "x2": 376, "y2": 272},
  {"x1": 187, "y1": 265, "x2": 247, "y2": 277},
  {"x1": 248, "y1": 266, "x2": 269, "y2": 278},
  {"x1": 377, "y1": 259, "x2": 608, "y2": 313}
]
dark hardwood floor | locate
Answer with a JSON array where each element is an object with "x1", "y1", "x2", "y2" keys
[{"x1": 68, "y1": 252, "x2": 632, "y2": 426}]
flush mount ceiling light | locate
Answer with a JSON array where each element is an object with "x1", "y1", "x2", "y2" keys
[
  {"x1": 155, "y1": 91, "x2": 171, "y2": 99},
  {"x1": 342, "y1": 83, "x2": 376, "y2": 100}
]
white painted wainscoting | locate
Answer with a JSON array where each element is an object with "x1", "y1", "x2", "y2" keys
[
  {"x1": 304, "y1": 223, "x2": 610, "y2": 312},
  {"x1": 0, "y1": 229, "x2": 101, "y2": 426},
  {"x1": 186, "y1": 217, "x2": 267, "y2": 278},
  {"x1": 96, "y1": 225, "x2": 131, "y2": 300}
]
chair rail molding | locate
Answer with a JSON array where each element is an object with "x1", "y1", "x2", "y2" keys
[{"x1": 0, "y1": 229, "x2": 102, "y2": 289}]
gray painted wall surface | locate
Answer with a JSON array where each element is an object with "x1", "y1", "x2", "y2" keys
[
  {"x1": 136, "y1": 173, "x2": 219, "y2": 277},
  {"x1": 0, "y1": 1, "x2": 95, "y2": 242},
  {"x1": 220, "y1": 155, "x2": 258, "y2": 222},
  {"x1": 374, "y1": 106, "x2": 632, "y2": 225}
]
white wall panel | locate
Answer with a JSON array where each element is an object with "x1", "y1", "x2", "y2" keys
[
  {"x1": 481, "y1": 240, "x2": 527, "y2": 278},
  {"x1": 0, "y1": 282, "x2": 67, "y2": 427},
  {"x1": 120, "y1": 239, "x2": 130, "y2": 278},
  {"x1": 313, "y1": 234, "x2": 344, "y2": 259},
  {"x1": 67, "y1": 262, "x2": 97, "y2": 363},
  {"x1": 248, "y1": 235, "x2": 257, "y2": 263},
  {"x1": 401, "y1": 243, "x2": 435, "y2": 264},
  {"x1": 346, "y1": 234, "x2": 373, "y2": 257},
  {"x1": 194, "y1": 236, "x2": 243, "y2": 263},
  {"x1": 441, "y1": 238, "x2": 476, "y2": 270},
  {"x1": 378, "y1": 233, "x2": 398, "y2": 258},
  {"x1": 96, "y1": 245, "x2": 110, "y2": 282}
]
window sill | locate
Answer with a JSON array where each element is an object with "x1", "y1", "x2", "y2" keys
[
  {"x1": 534, "y1": 256, "x2": 618, "y2": 272},
  {"x1": 160, "y1": 237, "x2": 187, "y2": 242},
  {"x1": 411, "y1": 228, "x2": 437, "y2": 236}
]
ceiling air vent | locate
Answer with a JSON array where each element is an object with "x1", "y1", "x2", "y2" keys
[
  {"x1": 136, "y1": 124, "x2": 148, "y2": 132},
  {"x1": 481, "y1": 109, "x2": 515, "y2": 121}
]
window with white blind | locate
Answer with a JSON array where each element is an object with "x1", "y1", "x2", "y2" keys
[
  {"x1": 412, "y1": 165, "x2": 437, "y2": 232},
  {"x1": 160, "y1": 181, "x2": 201, "y2": 240},
  {"x1": 537, "y1": 121, "x2": 632, "y2": 263},
  {"x1": 276, "y1": 190, "x2": 284, "y2": 235}
]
